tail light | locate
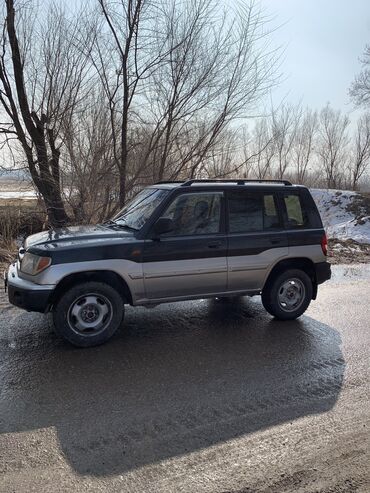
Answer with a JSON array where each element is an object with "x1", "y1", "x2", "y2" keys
[{"x1": 321, "y1": 233, "x2": 328, "y2": 256}]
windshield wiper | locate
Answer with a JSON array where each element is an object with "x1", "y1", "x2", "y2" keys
[
  {"x1": 103, "y1": 219, "x2": 138, "y2": 232},
  {"x1": 112, "y1": 221, "x2": 139, "y2": 232}
]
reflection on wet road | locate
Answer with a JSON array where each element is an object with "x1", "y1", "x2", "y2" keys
[{"x1": 0, "y1": 287, "x2": 344, "y2": 474}]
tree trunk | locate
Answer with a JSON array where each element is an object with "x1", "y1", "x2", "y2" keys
[
  {"x1": 36, "y1": 168, "x2": 70, "y2": 227},
  {"x1": 119, "y1": 61, "x2": 129, "y2": 207},
  {"x1": 4, "y1": 0, "x2": 70, "y2": 228},
  {"x1": 119, "y1": 109, "x2": 128, "y2": 207},
  {"x1": 44, "y1": 193, "x2": 70, "y2": 228}
]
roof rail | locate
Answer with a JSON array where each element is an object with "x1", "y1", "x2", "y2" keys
[
  {"x1": 154, "y1": 180, "x2": 185, "y2": 185},
  {"x1": 180, "y1": 179, "x2": 292, "y2": 186}
]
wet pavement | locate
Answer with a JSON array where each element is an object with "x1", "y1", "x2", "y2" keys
[{"x1": 0, "y1": 265, "x2": 369, "y2": 492}]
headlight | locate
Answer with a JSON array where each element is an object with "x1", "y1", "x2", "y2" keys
[{"x1": 20, "y1": 252, "x2": 51, "y2": 276}]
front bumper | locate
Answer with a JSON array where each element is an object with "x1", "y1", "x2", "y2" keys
[
  {"x1": 315, "y1": 261, "x2": 331, "y2": 284},
  {"x1": 4, "y1": 263, "x2": 54, "y2": 313}
]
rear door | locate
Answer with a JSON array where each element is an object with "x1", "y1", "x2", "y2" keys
[
  {"x1": 226, "y1": 189, "x2": 288, "y2": 292},
  {"x1": 280, "y1": 189, "x2": 325, "y2": 258}
]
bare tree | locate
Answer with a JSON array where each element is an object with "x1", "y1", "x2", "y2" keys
[
  {"x1": 94, "y1": 0, "x2": 280, "y2": 196},
  {"x1": 350, "y1": 44, "x2": 370, "y2": 108},
  {"x1": 0, "y1": 1, "x2": 93, "y2": 226},
  {"x1": 60, "y1": 90, "x2": 120, "y2": 223},
  {"x1": 96, "y1": 0, "x2": 171, "y2": 206},
  {"x1": 0, "y1": 0, "x2": 281, "y2": 225},
  {"x1": 239, "y1": 127, "x2": 258, "y2": 179},
  {"x1": 234, "y1": 119, "x2": 275, "y2": 179},
  {"x1": 292, "y1": 108, "x2": 317, "y2": 184},
  {"x1": 271, "y1": 103, "x2": 301, "y2": 179},
  {"x1": 201, "y1": 130, "x2": 239, "y2": 179},
  {"x1": 317, "y1": 104, "x2": 349, "y2": 188},
  {"x1": 144, "y1": 0, "x2": 280, "y2": 182},
  {"x1": 350, "y1": 113, "x2": 370, "y2": 189}
]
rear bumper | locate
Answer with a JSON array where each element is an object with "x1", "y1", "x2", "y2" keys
[
  {"x1": 315, "y1": 261, "x2": 331, "y2": 284},
  {"x1": 5, "y1": 263, "x2": 54, "y2": 313}
]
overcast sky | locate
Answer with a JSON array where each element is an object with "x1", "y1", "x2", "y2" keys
[
  {"x1": 64, "y1": 0, "x2": 369, "y2": 117},
  {"x1": 259, "y1": 0, "x2": 370, "y2": 115}
]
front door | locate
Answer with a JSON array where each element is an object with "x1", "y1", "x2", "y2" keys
[
  {"x1": 142, "y1": 191, "x2": 227, "y2": 300},
  {"x1": 226, "y1": 190, "x2": 289, "y2": 291}
]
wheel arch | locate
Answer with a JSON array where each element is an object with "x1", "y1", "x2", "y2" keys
[
  {"x1": 263, "y1": 257, "x2": 318, "y2": 299},
  {"x1": 50, "y1": 270, "x2": 133, "y2": 308}
]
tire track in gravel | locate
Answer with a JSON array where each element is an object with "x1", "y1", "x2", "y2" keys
[
  {"x1": 67, "y1": 354, "x2": 346, "y2": 460},
  {"x1": 224, "y1": 475, "x2": 367, "y2": 493}
]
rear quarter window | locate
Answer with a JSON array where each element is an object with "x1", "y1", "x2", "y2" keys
[{"x1": 283, "y1": 191, "x2": 322, "y2": 229}]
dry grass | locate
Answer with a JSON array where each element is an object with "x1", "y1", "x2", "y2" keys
[
  {"x1": 0, "y1": 197, "x2": 37, "y2": 207},
  {"x1": 0, "y1": 208, "x2": 20, "y2": 261},
  {"x1": 0, "y1": 201, "x2": 45, "y2": 261}
]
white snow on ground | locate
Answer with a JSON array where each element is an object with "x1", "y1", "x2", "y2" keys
[
  {"x1": 311, "y1": 188, "x2": 370, "y2": 244},
  {"x1": 0, "y1": 190, "x2": 36, "y2": 199}
]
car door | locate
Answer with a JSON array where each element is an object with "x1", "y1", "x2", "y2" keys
[
  {"x1": 226, "y1": 190, "x2": 288, "y2": 292},
  {"x1": 142, "y1": 191, "x2": 227, "y2": 300}
]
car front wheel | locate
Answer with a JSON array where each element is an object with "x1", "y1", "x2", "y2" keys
[
  {"x1": 261, "y1": 269, "x2": 313, "y2": 320},
  {"x1": 53, "y1": 281, "x2": 125, "y2": 347}
]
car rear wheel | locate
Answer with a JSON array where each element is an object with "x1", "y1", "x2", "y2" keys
[
  {"x1": 53, "y1": 281, "x2": 125, "y2": 347},
  {"x1": 261, "y1": 269, "x2": 313, "y2": 320}
]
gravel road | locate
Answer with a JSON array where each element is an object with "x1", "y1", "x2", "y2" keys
[{"x1": 0, "y1": 264, "x2": 369, "y2": 492}]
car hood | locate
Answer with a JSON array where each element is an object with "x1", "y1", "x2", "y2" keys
[{"x1": 24, "y1": 224, "x2": 134, "y2": 250}]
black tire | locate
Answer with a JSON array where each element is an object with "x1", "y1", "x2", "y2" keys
[
  {"x1": 53, "y1": 281, "x2": 125, "y2": 347},
  {"x1": 261, "y1": 269, "x2": 313, "y2": 320}
]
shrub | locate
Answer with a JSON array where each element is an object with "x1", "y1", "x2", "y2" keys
[{"x1": 0, "y1": 203, "x2": 45, "y2": 260}]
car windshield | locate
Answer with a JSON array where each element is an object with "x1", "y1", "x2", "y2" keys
[{"x1": 112, "y1": 188, "x2": 169, "y2": 231}]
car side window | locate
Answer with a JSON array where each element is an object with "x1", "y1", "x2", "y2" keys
[
  {"x1": 228, "y1": 192, "x2": 280, "y2": 233},
  {"x1": 263, "y1": 194, "x2": 280, "y2": 230},
  {"x1": 283, "y1": 194, "x2": 309, "y2": 228},
  {"x1": 161, "y1": 192, "x2": 222, "y2": 236}
]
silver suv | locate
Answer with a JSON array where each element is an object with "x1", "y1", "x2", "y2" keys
[{"x1": 5, "y1": 179, "x2": 331, "y2": 347}]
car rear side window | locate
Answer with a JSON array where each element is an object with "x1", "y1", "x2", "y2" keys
[
  {"x1": 263, "y1": 195, "x2": 280, "y2": 230},
  {"x1": 228, "y1": 192, "x2": 280, "y2": 233},
  {"x1": 283, "y1": 194, "x2": 309, "y2": 229}
]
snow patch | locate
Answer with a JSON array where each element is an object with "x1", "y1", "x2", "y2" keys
[
  {"x1": 0, "y1": 190, "x2": 37, "y2": 199},
  {"x1": 311, "y1": 188, "x2": 370, "y2": 245}
]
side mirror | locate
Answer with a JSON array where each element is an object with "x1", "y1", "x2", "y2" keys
[{"x1": 152, "y1": 217, "x2": 174, "y2": 238}]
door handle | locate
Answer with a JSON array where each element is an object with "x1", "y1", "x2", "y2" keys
[
  {"x1": 270, "y1": 237, "x2": 284, "y2": 245},
  {"x1": 208, "y1": 241, "x2": 222, "y2": 249}
]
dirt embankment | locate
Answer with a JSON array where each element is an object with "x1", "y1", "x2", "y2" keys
[{"x1": 328, "y1": 239, "x2": 370, "y2": 264}]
